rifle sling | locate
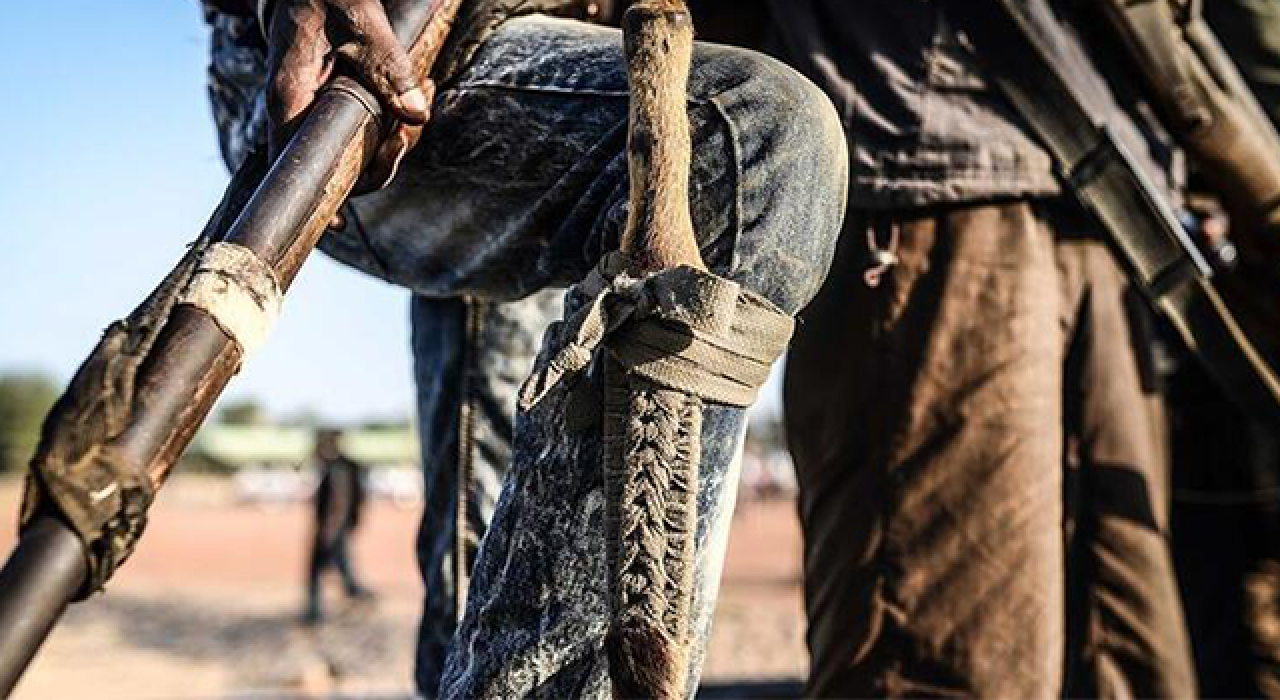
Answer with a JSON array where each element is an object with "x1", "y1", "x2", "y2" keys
[{"x1": 950, "y1": 0, "x2": 1280, "y2": 425}]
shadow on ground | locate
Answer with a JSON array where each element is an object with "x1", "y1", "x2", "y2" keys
[
  {"x1": 56, "y1": 593, "x2": 801, "y2": 699},
  {"x1": 63, "y1": 593, "x2": 411, "y2": 690}
]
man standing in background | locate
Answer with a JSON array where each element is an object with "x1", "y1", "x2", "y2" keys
[{"x1": 305, "y1": 428, "x2": 374, "y2": 624}]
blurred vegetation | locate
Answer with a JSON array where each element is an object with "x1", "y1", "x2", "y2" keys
[
  {"x1": 0, "y1": 371, "x2": 418, "y2": 476},
  {"x1": 0, "y1": 372, "x2": 59, "y2": 472},
  {"x1": 218, "y1": 398, "x2": 268, "y2": 426}
]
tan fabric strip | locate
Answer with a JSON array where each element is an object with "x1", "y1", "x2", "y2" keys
[
  {"x1": 180, "y1": 242, "x2": 282, "y2": 362},
  {"x1": 518, "y1": 253, "x2": 794, "y2": 411}
]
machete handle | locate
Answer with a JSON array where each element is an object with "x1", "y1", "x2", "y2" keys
[{"x1": 620, "y1": 1, "x2": 706, "y2": 275}]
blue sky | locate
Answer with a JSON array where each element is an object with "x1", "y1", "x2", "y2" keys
[
  {"x1": 0, "y1": 2, "x2": 414, "y2": 423},
  {"x1": 0, "y1": 2, "x2": 783, "y2": 426}
]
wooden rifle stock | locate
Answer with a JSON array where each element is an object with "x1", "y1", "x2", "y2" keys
[{"x1": 0, "y1": 1, "x2": 460, "y2": 694}]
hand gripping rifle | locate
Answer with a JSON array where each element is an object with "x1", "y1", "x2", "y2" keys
[{"x1": 0, "y1": 1, "x2": 460, "y2": 694}]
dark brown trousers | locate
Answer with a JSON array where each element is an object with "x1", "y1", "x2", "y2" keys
[{"x1": 784, "y1": 201, "x2": 1195, "y2": 698}]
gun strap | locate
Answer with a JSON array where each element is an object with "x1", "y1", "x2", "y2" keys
[{"x1": 950, "y1": 0, "x2": 1280, "y2": 425}]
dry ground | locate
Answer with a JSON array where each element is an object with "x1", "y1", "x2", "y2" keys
[{"x1": 0, "y1": 477, "x2": 807, "y2": 699}]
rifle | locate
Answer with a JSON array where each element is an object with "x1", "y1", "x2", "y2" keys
[
  {"x1": 950, "y1": 0, "x2": 1280, "y2": 430},
  {"x1": 0, "y1": 0, "x2": 460, "y2": 693},
  {"x1": 1091, "y1": 0, "x2": 1280, "y2": 252},
  {"x1": 1093, "y1": 0, "x2": 1280, "y2": 385}
]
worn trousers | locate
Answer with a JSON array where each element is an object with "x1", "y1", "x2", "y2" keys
[
  {"x1": 307, "y1": 525, "x2": 365, "y2": 616},
  {"x1": 409, "y1": 292, "x2": 561, "y2": 695},
  {"x1": 784, "y1": 201, "x2": 1194, "y2": 698},
  {"x1": 209, "y1": 12, "x2": 845, "y2": 697},
  {"x1": 316, "y1": 15, "x2": 848, "y2": 697}
]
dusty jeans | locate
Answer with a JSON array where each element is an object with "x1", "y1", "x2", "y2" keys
[
  {"x1": 208, "y1": 11, "x2": 846, "y2": 697},
  {"x1": 319, "y1": 15, "x2": 846, "y2": 697},
  {"x1": 409, "y1": 292, "x2": 561, "y2": 696},
  {"x1": 784, "y1": 202, "x2": 1193, "y2": 698}
]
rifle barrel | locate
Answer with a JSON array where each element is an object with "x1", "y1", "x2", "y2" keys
[
  {"x1": 0, "y1": 518, "x2": 86, "y2": 697},
  {"x1": 0, "y1": 1, "x2": 459, "y2": 694}
]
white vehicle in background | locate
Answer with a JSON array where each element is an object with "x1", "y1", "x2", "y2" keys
[
  {"x1": 233, "y1": 464, "x2": 315, "y2": 509},
  {"x1": 233, "y1": 464, "x2": 422, "y2": 510},
  {"x1": 367, "y1": 466, "x2": 424, "y2": 509}
]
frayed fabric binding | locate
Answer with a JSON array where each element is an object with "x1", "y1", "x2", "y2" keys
[
  {"x1": 604, "y1": 374, "x2": 701, "y2": 698},
  {"x1": 518, "y1": 254, "x2": 793, "y2": 698}
]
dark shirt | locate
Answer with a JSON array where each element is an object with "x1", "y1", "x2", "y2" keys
[
  {"x1": 763, "y1": 0, "x2": 1058, "y2": 208},
  {"x1": 762, "y1": 0, "x2": 1179, "y2": 210},
  {"x1": 315, "y1": 456, "x2": 366, "y2": 536},
  {"x1": 206, "y1": 0, "x2": 1178, "y2": 209}
]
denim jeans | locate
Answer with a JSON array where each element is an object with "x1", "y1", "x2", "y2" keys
[
  {"x1": 205, "y1": 14, "x2": 567, "y2": 695},
  {"x1": 409, "y1": 292, "x2": 562, "y2": 696},
  {"x1": 209, "y1": 12, "x2": 846, "y2": 696},
  {"x1": 319, "y1": 15, "x2": 846, "y2": 698}
]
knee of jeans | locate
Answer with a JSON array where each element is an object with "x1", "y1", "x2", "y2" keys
[{"x1": 710, "y1": 51, "x2": 848, "y2": 315}]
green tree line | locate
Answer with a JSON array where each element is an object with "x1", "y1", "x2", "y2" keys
[{"x1": 0, "y1": 373, "x2": 59, "y2": 472}]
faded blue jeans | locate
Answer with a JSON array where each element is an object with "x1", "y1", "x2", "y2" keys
[
  {"x1": 205, "y1": 12, "x2": 566, "y2": 694},
  {"x1": 409, "y1": 292, "x2": 561, "y2": 695},
  {"x1": 211, "y1": 12, "x2": 846, "y2": 697},
  {"x1": 338, "y1": 15, "x2": 846, "y2": 697}
]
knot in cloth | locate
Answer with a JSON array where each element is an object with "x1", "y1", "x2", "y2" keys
[
  {"x1": 518, "y1": 252, "x2": 795, "y2": 410},
  {"x1": 180, "y1": 242, "x2": 282, "y2": 363}
]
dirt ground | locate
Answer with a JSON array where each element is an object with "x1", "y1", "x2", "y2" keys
[{"x1": 0, "y1": 477, "x2": 807, "y2": 700}]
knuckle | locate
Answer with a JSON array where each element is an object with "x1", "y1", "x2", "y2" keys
[
  {"x1": 359, "y1": 44, "x2": 408, "y2": 92},
  {"x1": 267, "y1": 75, "x2": 307, "y2": 117}
]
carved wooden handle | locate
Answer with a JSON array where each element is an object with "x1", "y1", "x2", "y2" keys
[{"x1": 621, "y1": 1, "x2": 706, "y2": 274}]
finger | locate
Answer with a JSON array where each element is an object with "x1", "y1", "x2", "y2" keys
[
  {"x1": 354, "y1": 120, "x2": 424, "y2": 194},
  {"x1": 266, "y1": 0, "x2": 330, "y2": 156},
  {"x1": 333, "y1": 0, "x2": 428, "y2": 124},
  {"x1": 353, "y1": 79, "x2": 433, "y2": 193}
]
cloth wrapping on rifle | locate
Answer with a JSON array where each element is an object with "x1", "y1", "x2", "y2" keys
[
  {"x1": 180, "y1": 242, "x2": 282, "y2": 361},
  {"x1": 518, "y1": 252, "x2": 793, "y2": 696},
  {"x1": 18, "y1": 240, "x2": 279, "y2": 597}
]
